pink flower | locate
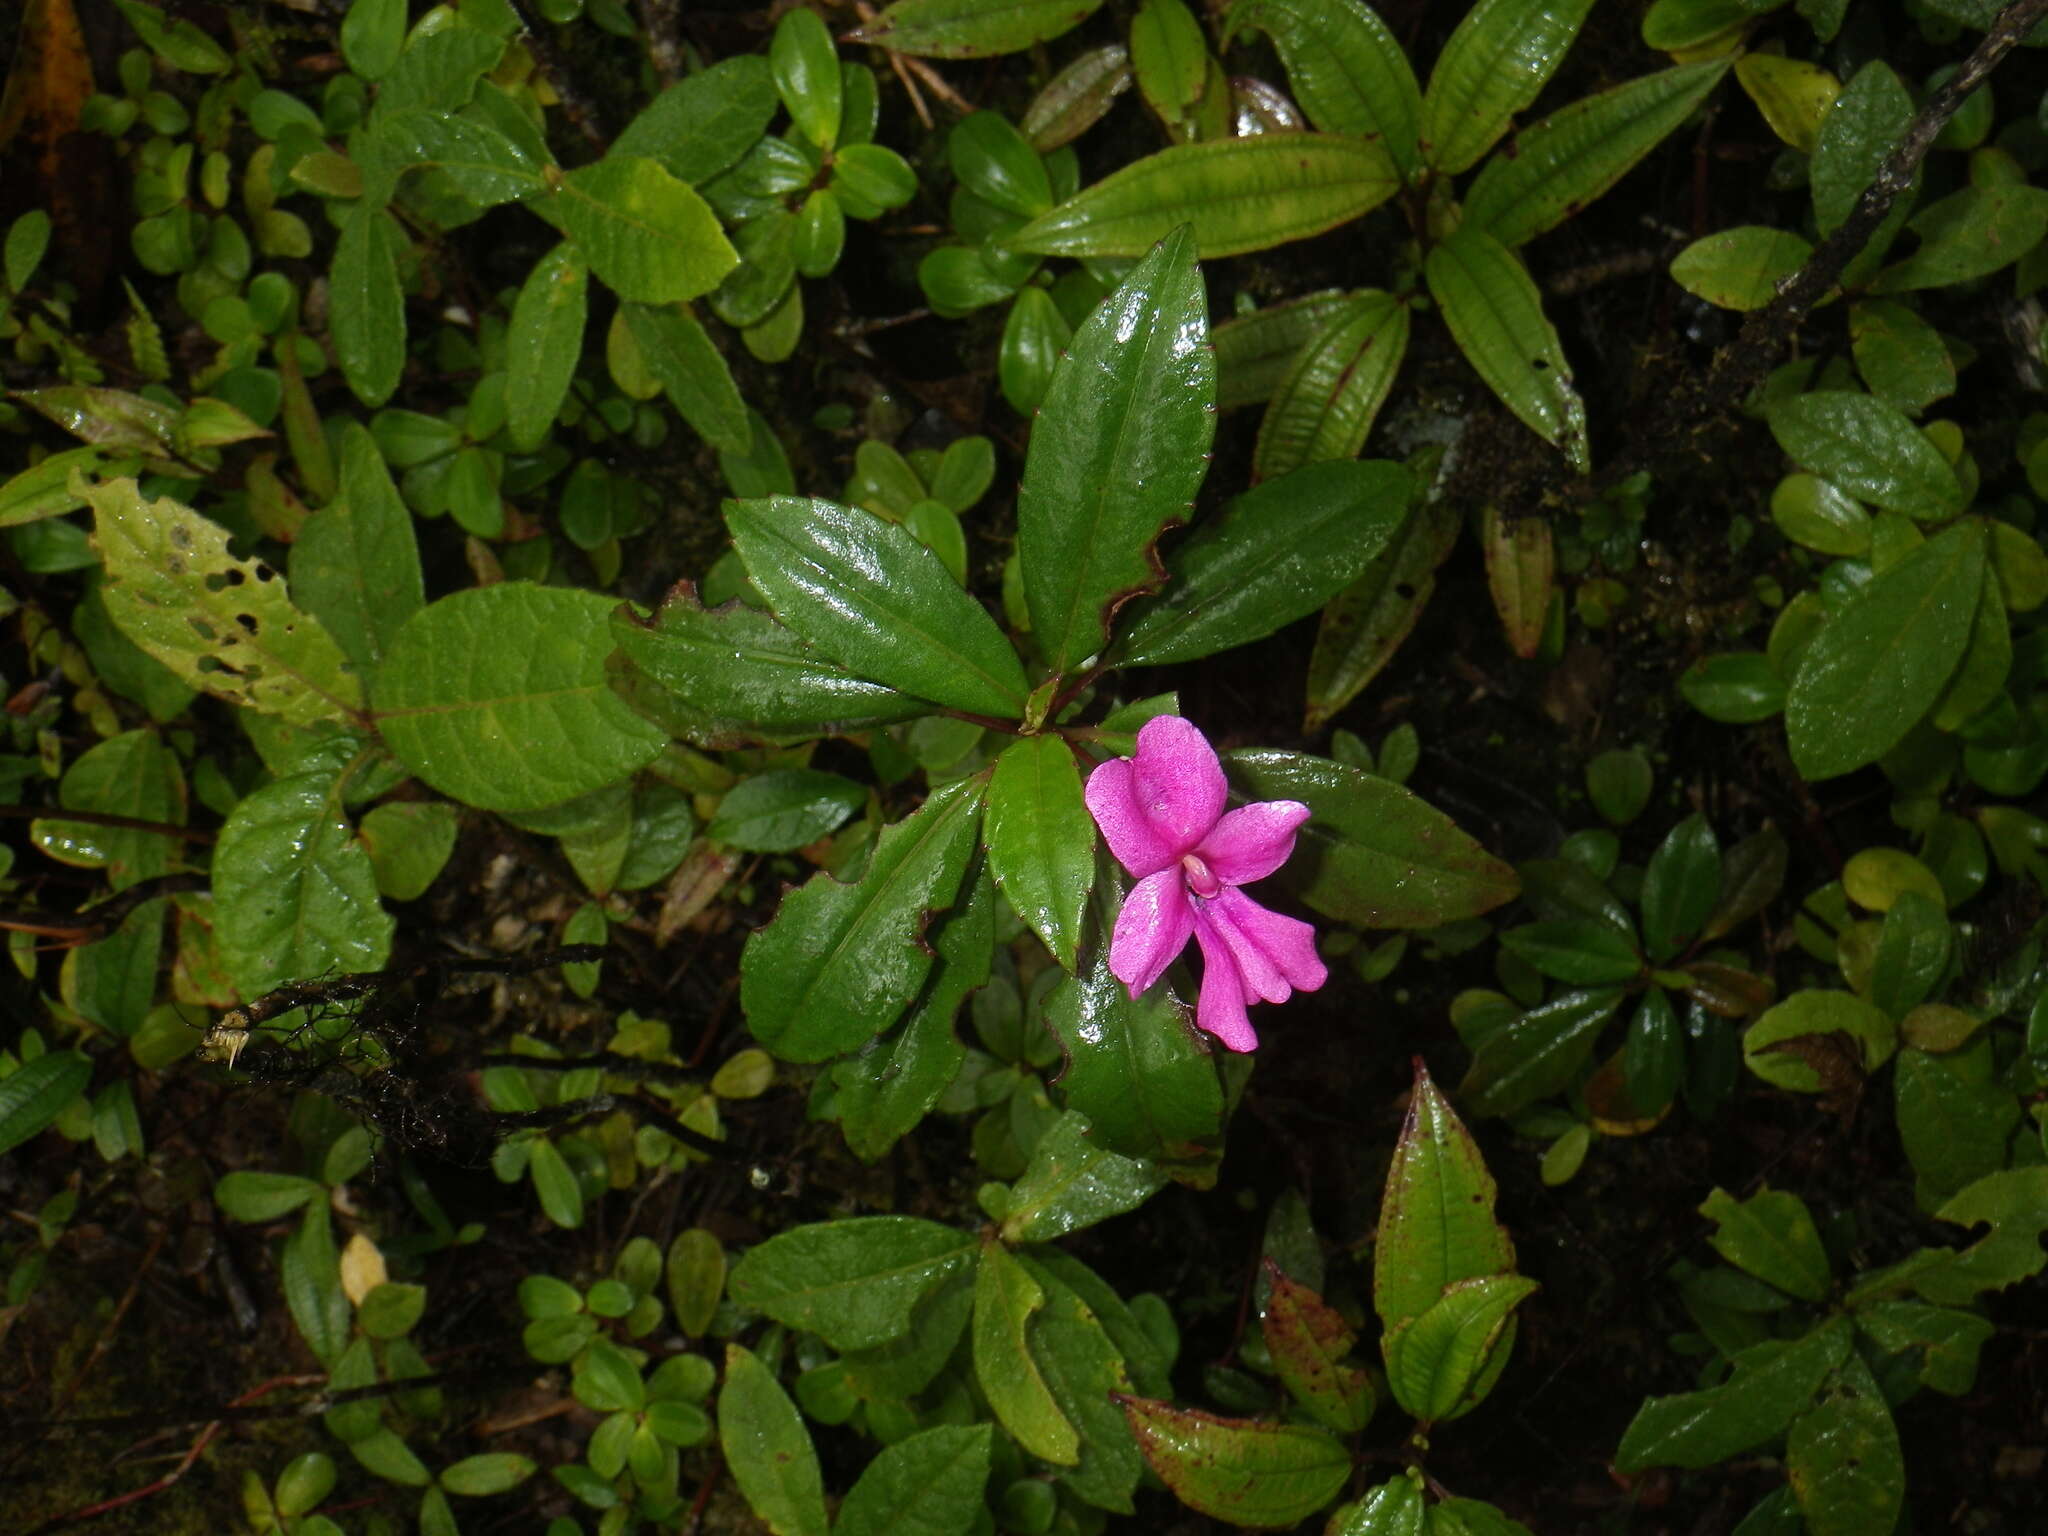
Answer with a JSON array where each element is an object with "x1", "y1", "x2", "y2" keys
[{"x1": 1084, "y1": 716, "x2": 1326, "y2": 1052}]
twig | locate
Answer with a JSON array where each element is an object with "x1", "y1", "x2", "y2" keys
[{"x1": 0, "y1": 872, "x2": 211, "y2": 945}]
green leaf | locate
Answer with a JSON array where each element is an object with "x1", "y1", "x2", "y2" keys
[
  {"x1": 1784, "y1": 520, "x2": 1984, "y2": 779},
  {"x1": 1376, "y1": 1059, "x2": 1517, "y2": 1332},
  {"x1": 1305, "y1": 491, "x2": 1459, "y2": 730},
  {"x1": 1920, "y1": 1168, "x2": 2048, "y2": 1303},
  {"x1": 973, "y1": 1238, "x2": 1079, "y2": 1463},
  {"x1": 730, "y1": 1216, "x2": 975, "y2": 1350},
  {"x1": 374, "y1": 583, "x2": 665, "y2": 813},
  {"x1": 290, "y1": 424, "x2": 426, "y2": 676},
  {"x1": 1223, "y1": 750, "x2": 1520, "y2": 927},
  {"x1": 1118, "y1": 1397, "x2": 1350, "y2": 1527},
  {"x1": 1743, "y1": 989, "x2": 1897, "y2": 1091},
  {"x1": 0, "y1": 448, "x2": 143, "y2": 529},
  {"x1": 851, "y1": 0, "x2": 1107, "y2": 58},
  {"x1": 360, "y1": 801, "x2": 459, "y2": 901},
  {"x1": 1419, "y1": 0, "x2": 1595, "y2": 176},
  {"x1": 743, "y1": 776, "x2": 985, "y2": 1060},
  {"x1": 720, "y1": 1345, "x2": 828, "y2": 1536},
  {"x1": 1001, "y1": 1110, "x2": 1166, "y2": 1243},
  {"x1": 1383, "y1": 1273, "x2": 1538, "y2": 1422},
  {"x1": 1640, "y1": 812, "x2": 1720, "y2": 961},
  {"x1": 1702, "y1": 1187, "x2": 1833, "y2": 1301},
  {"x1": 6, "y1": 208, "x2": 53, "y2": 292},
  {"x1": 1252, "y1": 293, "x2": 1412, "y2": 479},
  {"x1": 439, "y1": 1453, "x2": 536, "y2": 1497},
  {"x1": 1765, "y1": 392, "x2": 1962, "y2": 521},
  {"x1": 728, "y1": 496, "x2": 1028, "y2": 717},
  {"x1": 609, "y1": 587, "x2": 926, "y2": 746},
  {"x1": 282, "y1": 1201, "x2": 351, "y2": 1367},
  {"x1": 1459, "y1": 987, "x2": 1626, "y2": 1117},
  {"x1": 1261, "y1": 1266, "x2": 1373, "y2": 1433},
  {"x1": 87, "y1": 480, "x2": 363, "y2": 726},
  {"x1": 833, "y1": 866, "x2": 993, "y2": 1161},
  {"x1": 1498, "y1": 920, "x2": 1641, "y2": 984},
  {"x1": 1425, "y1": 227, "x2": 1588, "y2": 472},
  {"x1": 834, "y1": 1425, "x2": 994, "y2": 1536},
  {"x1": 368, "y1": 109, "x2": 542, "y2": 207},
  {"x1": 1679, "y1": 652, "x2": 1786, "y2": 723},
  {"x1": 1811, "y1": 61, "x2": 1912, "y2": 237},
  {"x1": 0, "y1": 1052, "x2": 92, "y2": 1159},
  {"x1": 1669, "y1": 226, "x2": 1815, "y2": 311},
  {"x1": 1327, "y1": 1475, "x2": 1427, "y2": 1535},
  {"x1": 1043, "y1": 943, "x2": 1224, "y2": 1160},
  {"x1": 772, "y1": 7, "x2": 843, "y2": 150},
  {"x1": 613, "y1": 57, "x2": 780, "y2": 184},
  {"x1": 986, "y1": 735, "x2": 1094, "y2": 969},
  {"x1": 373, "y1": 20, "x2": 503, "y2": 115},
  {"x1": 839, "y1": 1273, "x2": 975, "y2": 1400},
  {"x1": 1464, "y1": 62, "x2": 1729, "y2": 247},
  {"x1": 113, "y1": 0, "x2": 231, "y2": 72},
  {"x1": 1615, "y1": 1318, "x2": 1851, "y2": 1472},
  {"x1": 1871, "y1": 183, "x2": 2048, "y2": 293},
  {"x1": 1213, "y1": 290, "x2": 1356, "y2": 409},
  {"x1": 1016, "y1": 228, "x2": 1214, "y2": 676},
  {"x1": 331, "y1": 200, "x2": 406, "y2": 407},
  {"x1": 622, "y1": 303, "x2": 749, "y2": 452},
  {"x1": 34, "y1": 729, "x2": 183, "y2": 890},
  {"x1": 339, "y1": 0, "x2": 405, "y2": 79},
  {"x1": 1000, "y1": 285, "x2": 1072, "y2": 413},
  {"x1": 1786, "y1": 1352, "x2": 1904, "y2": 1536},
  {"x1": 503, "y1": 243, "x2": 588, "y2": 451},
  {"x1": 1894, "y1": 1041, "x2": 2021, "y2": 1203},
  {"x1": 709, "y1": 770, "x2": 866, "y2": 853},
  {"x1": 359, "y1": 1281, "x2": 427, "y2": 1339},
  {"x1": 1008, "y1": 135, "x2": 1401, "y2": 259},
  {"x1": 950, "y1": 112, "x2": 1053, "y2": 218},
  {"x1": 1850, "y1": 299, "x2": 1955, "y2": 414},
  {"x1": 1853, "y1": 1301, "x2": 1992, "y2": 1396},
  {"x1": 526, "y1": 1134, "x2": 584, "y2": 1228},
  {"x1": 1225, "y1": 0, "x2": 1421, "y2": 179},
  {"x1": 1022, "y1": 1254, "x2": 1142, "y2": 1511},
  {"x1": 550, "y1": 157, "x2": 738, "y2": 304},
  {"x1": 213, "y1": 1170, "x2": 324, "y2": 1222},
  {"x1": 213, "y1": 769, "x2": 395, "y2": 999},
  {"x1": 1770, "y1": 474, "x2": 1871, "y2": 557}
]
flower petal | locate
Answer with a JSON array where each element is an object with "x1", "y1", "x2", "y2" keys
[
  {"x1": 1130, "y1": 715, "x2": 1226, "y2": 860},
  {"x1": 1085, "y1": 757, "x2": 1177, "y2": 877},
  {"x1": 1109, "y1": 869, "x2": 1195, "y2": 997},
  {"x1": 1208, "y1": 887, "x2": 1327, "y2": 998},
  {"x1": 1197, "y1": 800, "x2": 1311, "y2": 887},
  {"x1": 1191, "y1": 923, "x2": 1259, "y2": 1052}
]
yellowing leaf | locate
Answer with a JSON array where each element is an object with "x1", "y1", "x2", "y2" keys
[{"x1": 1736, "y1": 53, "x2": 1838, "y2": 154}]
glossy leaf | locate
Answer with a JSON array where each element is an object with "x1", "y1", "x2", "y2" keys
[
  {"x1": 1213, "y1": 289, "x2": 1355, "y2": 410},
  {"x1": 1261, "y1": 1265, "x2": 1373, "y2": 1432},
  {"x1": 1224, "y1": 750, "x2": 1520, "y2": 927},
  {"x1": 1615, "y1": 1318, "x2": 1850, "y2": 1471},
  {"x1": 550, "y1": 156, "x2": 738, "y2": 305},
  {"x1": 1766, "y1": 392, "x2": 1962, "y2": 521},
  {"x1": 1679, "y1": 652, "x2": 1785, "y2": 723},
  {"x1": 1376, "y1": 1059, "x2": 1517, "y2": 1331},
  {"x1": 1115, "y1": 458, "x2": 1413, "y2": 667},
  {"x1": 1130, "y1": 0, "x2": 1211, "y2": 137},
  {"x1": 612, "y1": 57, "x2": 779, "y2": 184},
  {"x1": 1022, "y1": 44, "x2": 1134, "y2": 151},
  {"x1": 709, "y1": 770, "x2": 866, "y2": 853},
  {"x1": 1465, "y1": 61, "x2": 1728, "y2": 247},
  {"x1": 1640, "y1": 812, "x2": 1720, "y2": 961},
  {"x1": 950, "y1": 111, "x2": 1053, "y2": 218},
  {"x1": 729, "y1": 496, "x2": 1029, "y2": 717},
  {"x1": 1305, "y1": 491, "x2": 1459, "y2": 729},
  {"x1": 1252, "y1": 292, "x2": 1411, "y2": 478},
  {"x1": 1001, "y1": 1109, "x2": 1166, "y2": 1243},
  {"x1": 0, "y1": 1051, "x2": 92, "y2": 1159},
  {"x1": 1426, "y1": 228, "x2": 1588, "y2": 472},
  {"x1": 1784, "y1": 520, "x2": 1983, "y2": 779},
  {"x1": 851, "y1": 0, "x2": 1106, "y2": 57},
  {"x1": 1025, "y1": 1256, "x2": 1142, "y2": 1511},
  {"x1": 771, "y1": 7, "x2": 842, "y2": 151},
  {"x1": 1225, "y1": 0, "x2": 1422, "y2": 178},
  {"x1": 1701, "y1": 1187, "x2": 1831, "y2": 1302},
  {"x1": 1499, "y1": 920, "x2": 1640, "y2": 984},
  {"x1": 1327, "y1": 1476, "x2": 1430, "y2": 1535},
  {"x1": 1015, "y1": 228, "x2": 1214, "y2": 675},
  {"x1": 1000, "y1": 285, "x2": 1073, "y2": 413},
  {"x1": 1460, "y1": 987, "x2": 1626, "y2": 1117},
  {"x1": 1811, "y1": 61, "x2": 1913, "y2": 238},
  {"x1": 1850, "y1": 299, "x2": 1955, "y2": 415},
  {"x1": 729, "y1": 1216, "x2": 976, "y2": 1350},
  {"x1": 834, "y1": 1425, "x2": 994, "y2": 1536},
  {"x1": 88, "y1": 479, "x2": 363, "y2": 726},
  {"x1": 290, "y1": 423, "x2": 425, "y2": 675},
  {"x1": 720, "y1": 1345, "x2": 828, "y2": 1536},
  {"x1": 621, "y1": 302, "x2": 750, "y2": 453},
  {"x1": 374, "y1": 583, "x2": 666, "y2": 813},
  {"x1": 974, "y1": 1238, "x2": 1078, "y2": 1463},
  {"x1": 1383, "y1": 1274, "x2": 1537, "y2": 1422},
  {"x1": 331, "y1": 199, "x2": 405, "y2": 406},
  {"x1": 1743, "y1": 989, "x2": 1897, "y2": 1091},
  {"x1": 741, "y1": 777, "x2": 985, "y2": 1061},
  {"x1": 1008, "y1": 135, "x2": 1400, "y2": 259},
  {"x1": 1669, "y1": 225, "x2": 1814, "y2": 311},
  {"x1": 986, "y1": 735, "x2": 1094, "y2": 969},
  {"x1": 1419, "y1": 0, "x2": 1595, "y2": 175},
  {"x1": 1118, "y1": 1397, "x2": 1350, "y2": 1527}
]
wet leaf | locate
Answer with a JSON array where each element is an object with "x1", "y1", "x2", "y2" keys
[
  {"x1": 730, "y1": 1216, "x2": 976, "y2": 1350},
  {"x1": 1261, "y1": 1265, "x2": 1373, "y2": 1432},
  {"x1": 1225, "y1": 0, "x2": 1421, "y2": 177},
  {"x1": 974, "y1": 1238, "x2": 1078, "y2": 1463},
  {"x1": 1118, "y1": 1397, "x2": 1350, "y2": 1526},
  {"x1": 986, "y1": 735, "x2": 1094, "y2": 969},
  {"x1": 720, "y1": 1345, "x2": 828, "y2": 1536},
  {"x1": 1377, "y1": 1059, "x2": 1517, "y2": 1331}
]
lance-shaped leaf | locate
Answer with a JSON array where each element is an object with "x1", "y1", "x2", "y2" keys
[
  {"x1": 835, "y1": 1425, "x2": 994, "y2": 1536},
  {"x1": 213, "y1": 769, "x2": 395, "y2": 999},
  {"x1": 1616, "y1": 1318, "x2": 1851, "y2": 1471},
  {"x1": 986, "y1": 735, "x2": 1094, "y2": 969},
  {"x1": 1419, "y1": 0, "x2": 1595, "y2": 175},
  {"x1": 1225, "y1": 0, "x2": 1421, "y2": 178},
  {"x1": 1113, "y1": 458, "x2": 1412, "y2": 667},
  {"x1": 1015, "y1": 229, "x2": 1214, "y2": 676},
  {"x1": 742, "y1": 776, "x2": 985, "y2": 1061},
  {"x1": 374, "y1": 583, "x2": 666, "y2": 813},
  {"x1": 331, "y1": 198, "x2": 406, "y2": 406},
  {"x1": 1375, "y1": 1059, "x2": 1517, "y2": 1332},
  {"x1": 1261, "y1": 1264, "x2": 1374, "y2": 1432},
  {"x1": 1252, "y1": 291, "x2": 1411, "y2": 479},
  {"x1": 1117, "y1": 1397, "x2": 1350, "y2": 1527},
  {"x1": 1463, "y1": 61, "x2": 1729, "y2": 247},
  {"x1": 729, "y1": 496, "x2": 1028, "y2": 718},
  {"x1": 1426, "y1": 227, "x2": 1588, "y2": 472},
  {"x1": 547, "y1": 156, "x2": 738, "y2": 305},
  {"x1": 974, "y1": 1238, "x2": 1079, "y2": 1464},
  {"x1": 87, "y1": 479, "x2": 364, "y2": 726},
  {"x1": 1022, "y1": 1255, "x2": 1142, "y2": 1512},
  {"x1": 1001, "y1": 1110, "x2": 1165, "y2": 1244},
  {"x1": 504, "y1": 242, "x2": 588, "y2": 451},
  {"x1": 729, "y1": 1216, "x2": 976, "y2": 1350},
  {"x1": 0, "y1": 1052, "x2": 93, "y2": 1160},
  {"x1": 1305, "y1": 490, "x2": 1458, "y2": 730},
  {"x1": 1008, "y1": 135, "x2": 1400, "y2": 259},
  {"x1": 1460, "y1": 987, "x2": 1625, "y2": 1117},
  {"x1": 621, "y1": 302, "x2": 750, "y2": 452},
  {"x1": 608, "y1": 586, "x2": 926, "y2": 746},
  {"x1": 1223, "y1": 750, "x2": 1519, "y2": 927},
  {"x1": 833, "y1": 866, "x2": 994, "y2": 1161},
  {"x1": 852, "y1": 0, "x2": 1106, "y2": 56},
  {"x1": 1382, "y1": 1273, "x2": 1537, "y2": 1422},
  {"x1": 289, "y1": 423, "x2": 425, "y2": 675},
  {"x1": 1213, "y1": 290, "x2": 1353, "y2": 410},
  {"x1": 1481, "y1": 505, "x2": 1553, "y2": 660},
  {"x1": 720, "y1": 1346, "x2": 828, "y2": 1536},
  {"x1": 1784, "y1": 519, "x2": 1983, "y2": 780},
  {"x1": 1045, "y1": 936, "x2": 1223, "y2": 1160}
]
